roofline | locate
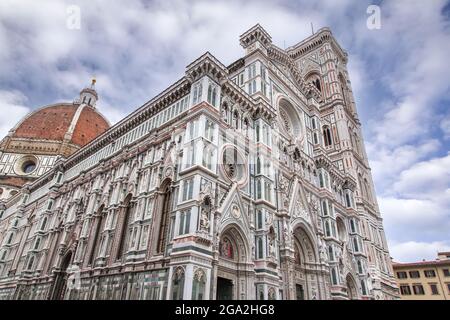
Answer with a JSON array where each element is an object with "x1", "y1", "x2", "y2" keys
[{"x1": 392, "y1": 259, "x2": 450, "y2": 268}]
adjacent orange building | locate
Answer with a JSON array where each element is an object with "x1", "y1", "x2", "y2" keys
[{"x1": 393, "y1": 252, "x2": 450, "y2": 300}]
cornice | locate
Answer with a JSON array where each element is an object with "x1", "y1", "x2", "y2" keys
[
  {"x1": 286, "y1": 27, "x2": 348, "y2": 64},
  {"x1": 185, "y1": 52, "x2": 228, "y2": 84}
]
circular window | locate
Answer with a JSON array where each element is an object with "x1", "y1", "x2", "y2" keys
[
  {"x1": 14, "y1": 155, "x2": 38, "y2": 175},
  {"x1": 221, "y1": 145, "x2": 247, "y2": 185},
  {"x1": 22, "y1": 161, "x2": 36, "y2": 173}
]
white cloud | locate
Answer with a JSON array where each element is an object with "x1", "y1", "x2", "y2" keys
[
  {"x1": 393, "y1": 153, "x2": 450, "y2": 198},
  {"x1": 0, "y1": 90, "x2": 30, "y2": 138},
  {"x1": 390, "y1": 240, "x2": 450, "y2": 263}
]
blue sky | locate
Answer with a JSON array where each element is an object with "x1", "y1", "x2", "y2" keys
[{"x1": 0, "y1": 0, "x2": 449, "y2": 262}]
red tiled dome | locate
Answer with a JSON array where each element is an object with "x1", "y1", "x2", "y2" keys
[{"x1": 11, "y1": 103, "x2": 109, "y2": 147}]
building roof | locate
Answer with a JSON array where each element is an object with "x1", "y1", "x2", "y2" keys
[
  {"x1": 392, "y1": 259, "x2": 450, "y2": 268},
  {"x1": 9, "y1": 103, "x2": 109, "y2": 147}
]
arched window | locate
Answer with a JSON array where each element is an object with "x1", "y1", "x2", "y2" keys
[
  {"x1": 345, "y1": 192, "x2": 352, "y2": 208},
  {"x1": 257, "y1": 210, "x2": 263, "y2": 229},
  {"x1": 353, "y1": 237, "x2": 360, "y2": 252},
  {"x1": 207, "y1": 85, "x2": 217, "y2": 107},
  {"x1": 26, "y1": 256, "x2": 35, "y2": 270},
  {"x1": 116, "y1": 195, "x2": 133, "y2": 260},
  {"x1": 325, "y1": 220, "x2": 331, "y2": 237},
  {"x1": 40, "y1": 217, "x2": 48, "y2": 231},
  {"x1": 323, "y1": 126, "x2": 333, "y2": 147},
  {"x1": 357, "y1": 260, "x2": 364, "y2": 274},
  {"x1": 328, "y1": 245, "x2": 334, "y2": 261},
  {"x1": 331, "y1": 267, "x2": 338, "y2": 285},
  {"x1": 33, "y1": 238, "x2": 41, "y2": 250},
  {"x1": 192, "y1": 269, "x2": 206, "y2": 300},
  {"x1": 157, "y1": 182, "x2": 172, "y2": 254},
  {"x1": 360, "y1": 280, "x2": 367, "y2": 295},
  {"x1": 172, "y1": 267, "x2": 185, "y2": 300},
  {"x1": 256, "y1": 157, "x2": 262, "y2": 175},
  {"x1": 6, "y1": 233, "x2": 13, "y2": 245},
  {"x1": 257, "y1": 237, "x2": 264, "y2": 259},
  {"x1": 88, "y1": 205, "x2": 105, "y2": 265}
]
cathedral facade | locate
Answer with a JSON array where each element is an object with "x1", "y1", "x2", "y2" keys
[{"x1": 0, "y1": 25, "x2": 398, "y2": 300}]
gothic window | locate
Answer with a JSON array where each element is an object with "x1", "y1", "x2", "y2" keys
[
  {"x1": 257, "y1": 210, "x2": 263, "y2": 229},
  {"x1": 256, "y1": 156, "x2": 262, "y2": 175},
  {"x1": 116, "y1": 195, "x2": 133, "y2": 259},
  {"x1": 321, "y1": 200, "x2": 329, "y2": 216},
  {"x1": 331, "y1": 267, "x2": 338, "y2": 285},
  {"x1": 33, "y1": 237, "x2": 41, "y2": 250},
  {"x1": 26, "y1": 256, "x2": 35, "y2": 270},
  {"x1": 353, "y1": 237, "x2": 360, "y2": 252},
  {"x1": 6, "y1": 232, "x2": 13, "y2": 245},
  {"x1": 357, "y1": 260, "x2": 364, "y2": 274},
  {"x1": 323, "y1": 126, "x2": 333, "y2": 147},
  {"x1": 324, "y1": 220, "x2": 331, "y2": 237},
  {"x1": 328, "y1": 245, "x2": 334, "y2": 261},
  {"x1": 360, "y1": 280, "x2": 368, "y2": 296},
  {"x1": 207, "y1": 84, "x2": 217, "y2": 107},
  {"x1": 257, "y1": 237, "x2": 264, "y2": 259},
  {"x1": 350, "y1": 219, "x2": 357, "y2": 233},
  {"x1": 192, "y1": 82, "x2": 203, "y2": 105},
  {"x1": 219, "y1": 237, "x2": 234, "y2": 259},
  {"x1": 157, "y1": 183, "x2": 172, "y2": 254},
  {"x1": 192, "y1": 269, "x2": 206, "y2": 300},
  {"x1": 40, "y1": 216, "x2": 48, "y2": 231},
  {"x1": 178, "y1": 210, "x2": 191, "y2": 235},
  {"x1": 171, "y1": 267, "x2": 185, "y2": 300},
  {"x1": 182, "y1": 178, "x2": 194, "y2": 201},
  {"x1": 345, "y1": 191, "x2": 352, "y2": 208}
]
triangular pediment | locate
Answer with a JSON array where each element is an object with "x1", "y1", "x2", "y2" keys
[
  {"x1": 288, "y1": 178, "x2": 313, "y2": 226},
  {"x1": 217, "y1": 186, "x2": 251, "y2": 236}
]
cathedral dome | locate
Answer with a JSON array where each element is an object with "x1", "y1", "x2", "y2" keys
[{"x1": 11, "y1": 103, "x2": 109, "y2": 147}]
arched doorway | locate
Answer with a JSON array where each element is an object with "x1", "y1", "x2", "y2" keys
[
  {"x1": 51, "y1": 251, "x2": 73, "y2": 300},
  {"x1": 216, "y1": 225, "x2": 250, "y2": 300},
  {"x1": 292, "y1": 226, "x2": 318, "y2": 300},
  {"x1": 346, "y1": 274, "x2": 358, "y2": 300}
]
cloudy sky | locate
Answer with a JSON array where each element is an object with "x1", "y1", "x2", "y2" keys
[{"x1": 0, "y1": 0, "x2": 449, "y2": 262}]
